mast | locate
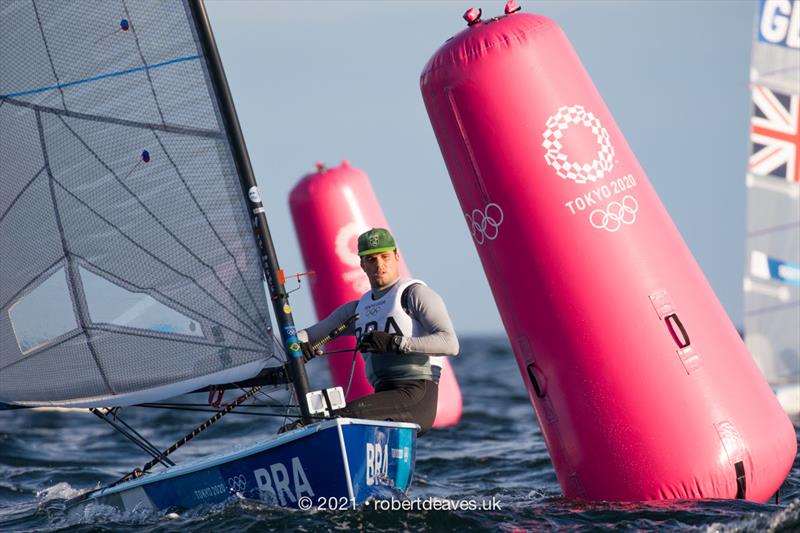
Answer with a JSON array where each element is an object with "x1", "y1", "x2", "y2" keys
[{"x1": 188, "y1": 0, "x2": 312, "y2": 422}]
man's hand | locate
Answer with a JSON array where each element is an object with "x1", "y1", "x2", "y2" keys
[
  {"x1": 300, "y1": 342, "x2": 323, "y2": 363},
  {"x1": 358, "y1": 331, "x2": 400, "y2": 353}
]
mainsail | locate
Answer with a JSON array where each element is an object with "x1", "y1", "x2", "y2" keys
[
  {"x1": 0, "y1": 1, "x2": 278, "y2": 407},
  {"x1": 743, "y1": 0, "x2": 800, "y2": 414}
]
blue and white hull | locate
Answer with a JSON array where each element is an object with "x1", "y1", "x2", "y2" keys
[{"x1": 78, "y1": 418, "x2": 417, "y2": 512}]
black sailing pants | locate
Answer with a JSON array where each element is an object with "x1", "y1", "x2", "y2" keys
[{"x1": 335, "y1": 379, "x2": 438, "y2": 436}]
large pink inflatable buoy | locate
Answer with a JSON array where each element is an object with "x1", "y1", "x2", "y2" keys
[
  {"x1": 289, "y1": 161, "x2": 463, "y2": 427},
  {"x1": 420, "y1": 5, "x2": 795, "y2": 500}
]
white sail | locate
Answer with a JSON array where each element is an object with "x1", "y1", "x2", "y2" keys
[
  {"x1": 744, "y1": 0, "x2": 800, "y2": 415},
  {"x1": 0, "y1": 1, "x2": 276, "y2": 407}
]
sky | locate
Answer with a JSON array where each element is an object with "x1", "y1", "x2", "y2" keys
[{"x1": 205, "y1": 0, "x2": 757, "y2": 335}]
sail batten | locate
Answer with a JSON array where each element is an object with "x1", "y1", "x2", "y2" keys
[
  {"x1": 3, "y1": 96, "x2": 223, "y2": 138},
  {"x1": 0, "y1": 55, "x2": 202, "y2": 101},
  {"x1": 0, "y1": 1, "x2": 276, "y2": 407}
]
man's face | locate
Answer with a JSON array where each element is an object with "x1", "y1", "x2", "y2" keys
[{"x1": 360, "y1": 250, "x2": 400, "y2": 290}]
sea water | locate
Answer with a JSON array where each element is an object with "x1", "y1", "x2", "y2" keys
[{"x1": 1, "y1": 336, "x2": 798, "y2": 532}]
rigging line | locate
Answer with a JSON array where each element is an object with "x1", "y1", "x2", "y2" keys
[
  {"x1": 100, "y1": 408, "x2": 176, "y2": 466},
  {"x1": 249, "y1": 386, "x2": 288, "y2": 408},
  {"x1": 283, "y1": 376, "x2": 298, "y2": 427},
  {"x1": 90, "y1": 408, "x2": 174, "y2": 468},
  {"x1": 36, "y1": 110, "x2": 115, "y2": 395},
  {"x1": 134, "y1": 404, "x2": 317, "y2": 418},
  {"x1": 269, "y1": 330, "x2": 291, "y2": 369},
  {"x1": 0, "y1": 167, "x2": 46, "y2": 224},
  {"x1": 56, "y1": 115, "x2": 270, "y2": 341},
  {"x1": 31, "y1": 0, "x2": 67, "y2": 111},
  {"x1": 113, "y1": 416, "x2": 174, "y2": 465},
  {"x1": 225, "y1": 375, "x2": 292, "y2": 404},
  {"x1": 121, "y1": 0, "x2": 166, "y2": 126},
  {"x1": 139, "y1": 402, "x2": 299, "y2": 409},
  {"x1": 115, "y1": 386, "x2": 265, "y2": 486},
  {"x1": 264, "y1": 336, "x2": 297, "y2": 427},
  {"x1": 254, "y1": 387, "x2": 285, "y2": 402},
  {"x1": 260, "y1": 331, "x2": 294, "y2": 419},
  {"x1": 50, "y1": 176, "x2": 270, "y2": 344},
  {"x1": 1, "y1": 97, "x2": 223, "y2": 139},
  {"x1": 0, "y1": 55, "x2": 201, "y2": 100},
  {"x1": 345, "y1": 349, "x2": 359, "y2": 399},
  {"x1": 72, "y1": 253, "x2": 271, "y2": 350},
  {"x1": 152, "y1": 130, "x2": 272, "y2": 330},
  {"x1": 747, "y1": 221, "x2": 800, "y2": 237},
  {"x1": 268, "y1": 328, "x2": 288, "y2": 358}
]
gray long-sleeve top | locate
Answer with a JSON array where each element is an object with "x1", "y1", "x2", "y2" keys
[{"x1": 298, "y1": 282, "x2": 459, "y2": 356}]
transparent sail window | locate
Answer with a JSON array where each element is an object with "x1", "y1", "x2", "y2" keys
[
  {"x1": 80, "y1": 267, "x2": 203, "y2": 337},
  {"x1": 8, "y1": 267, "x2": 79, "y2": 354}
]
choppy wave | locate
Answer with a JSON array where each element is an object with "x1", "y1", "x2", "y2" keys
[{"x1": 1, "y1": 337, "x2": 798, "y2": 532}]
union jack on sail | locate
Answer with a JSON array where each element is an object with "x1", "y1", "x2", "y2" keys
[{"x1": 749, "y1": 85, "x2": 799, "y2": 182}]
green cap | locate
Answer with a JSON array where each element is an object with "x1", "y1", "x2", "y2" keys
[{"x1": 357, "y1": 228, "x2": 396, "y2": 256}]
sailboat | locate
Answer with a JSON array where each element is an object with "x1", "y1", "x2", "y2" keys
[
  {"x1": 743, "y1": 0, "x2": 800, "y2": 416},
  {"x1": 0, "y1": 0, "x2": 416, "y2": 512}
]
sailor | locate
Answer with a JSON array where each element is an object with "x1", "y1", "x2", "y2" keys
[{"x1": 297, "y1": 228, "x2": 458, "y2": 435}]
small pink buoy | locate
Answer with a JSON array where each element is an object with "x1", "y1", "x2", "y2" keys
[{"x1": 289, "y1": 161, "x2": 463, "y2": 427}]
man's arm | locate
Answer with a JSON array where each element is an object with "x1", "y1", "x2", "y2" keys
[
  {"x1": 297, "y1": 300, "x2": 359, "y2": 346},
  {"x1": 399, "y1": 284, "x2": 459, "y2": 355}
]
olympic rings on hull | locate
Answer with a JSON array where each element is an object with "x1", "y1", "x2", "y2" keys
[{"x1": 227, "y1": 474, "x2": 247, "y2": 493}]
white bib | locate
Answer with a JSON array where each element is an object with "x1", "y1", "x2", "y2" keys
[{"x1": 354, "y1": 278, "x2": 432, "y2": 387}]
